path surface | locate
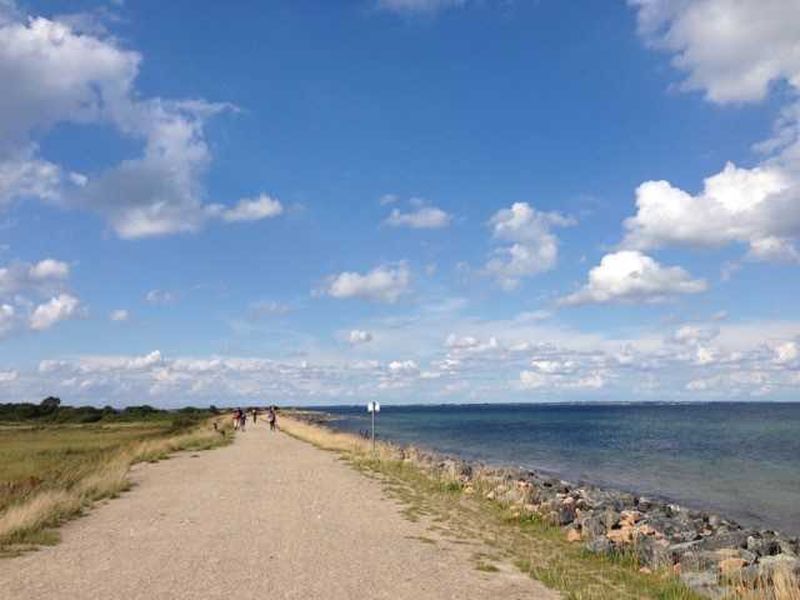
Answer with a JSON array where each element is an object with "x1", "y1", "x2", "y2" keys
[{"x1": 0, "y1": 426, "x2": 556, "y2": 599}]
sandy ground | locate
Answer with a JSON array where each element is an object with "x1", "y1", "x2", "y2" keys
[{"x1": 0, "y1": 426, "x2": 557, "y2": 599}]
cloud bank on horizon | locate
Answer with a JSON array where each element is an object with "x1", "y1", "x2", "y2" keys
[{"x1": 0, "y1": 0, "x2": 799, "y2": 406}]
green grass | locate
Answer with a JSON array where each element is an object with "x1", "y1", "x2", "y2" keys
[{"x1": 0, "y1": 416, "x2": 231, "y2": 555}]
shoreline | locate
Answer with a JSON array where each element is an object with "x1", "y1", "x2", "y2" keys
[
  {"x1": 310, "y1": 405, "x2": 799, "y2": 538},
  {"x1": 291, "y1": 409, "x2": 800, "y2": 598}
]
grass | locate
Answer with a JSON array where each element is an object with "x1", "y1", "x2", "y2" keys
[
  {"x1": 0, "y1": 415, "x2": 231, "y2": 556},
  {"x1": 280, "y1": 414, "x2": 799, "y2": 600}
]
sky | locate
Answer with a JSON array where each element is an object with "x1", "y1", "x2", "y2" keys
[{"x1": 1, "y1": 0, "x2": 800, "y2": 407}]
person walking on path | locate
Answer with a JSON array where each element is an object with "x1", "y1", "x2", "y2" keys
[
  {"x1": 252, "y1": 408, "x2": 258, "y2": 424},
  {"x1": 268, "y1": 406, "x2": 277, "y2": 432},
  {"x1": 233, "y1": 408, "x2": 241, "y2": 431}
]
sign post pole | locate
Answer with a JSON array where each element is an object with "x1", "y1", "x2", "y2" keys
[{"x1": 367, "y1": 401, "x2": 380, "y2": 454}]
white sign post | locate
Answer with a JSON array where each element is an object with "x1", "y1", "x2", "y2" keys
[{"x1": 367, "y1": 401, "x2": 380, "y2": 453}]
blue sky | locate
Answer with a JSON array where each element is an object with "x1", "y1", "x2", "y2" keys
[{"x1": 1, "y1": 0, "x2": 800, "y2": 406}]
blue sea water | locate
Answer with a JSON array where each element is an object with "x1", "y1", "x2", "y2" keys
[{"x1": 317, "y1": 403, "x2": 800, "y2": 537}]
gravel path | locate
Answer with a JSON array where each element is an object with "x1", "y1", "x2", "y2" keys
[{"x1": 0, "y1": 426, "x2": 557, "y2": 599}]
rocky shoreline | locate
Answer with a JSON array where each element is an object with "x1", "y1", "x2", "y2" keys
[{"x1": 302, "y1": 412, "x2": 799, "y2": 598}]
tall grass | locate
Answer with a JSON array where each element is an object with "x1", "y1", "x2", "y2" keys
[{"x1": 0, "y1": 418, "x2": 230, "y2": 555}]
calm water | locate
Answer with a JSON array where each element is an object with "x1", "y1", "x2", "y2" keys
[{"x1": 318, "y1": 403, "x2": 800, "y2": 536}]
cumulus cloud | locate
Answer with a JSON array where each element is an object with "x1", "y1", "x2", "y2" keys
[
  {"x1": 622, "y1": 162, "x2": 800, "y2": 260},
  {"x1": 485, "y1": 202, "x2": 574, "y2": 290},
  {"x1": 0, "y1": 258, "x2": 69, "y2": 295},
  {"x1": 29, "y1": 293, "x2": 81, "y2": 330},
  {"x1": 0, "y1": 256, "x2": 79, "y2": 336},
  {"x1": 348, "y1": 330, "x2": 374, "y2": 345},
  {"x1": 385, "y1": 205, "x2": 451, "y2": 229},
  {"x1": 560, "y1": 250, "x2": 707, "y2": 305},
  {"x1": 625, "y1": 0, "x2": 800, "y2": 264},
  {"x1": 324, "y1": 263, "x2": 411, "y2": 303},
  {"x1": 630, "y1": 0, "x2": 800, "y2": 105},
  {"x1": 0, "y1": 5, "x2": 279, "y2": 238}
]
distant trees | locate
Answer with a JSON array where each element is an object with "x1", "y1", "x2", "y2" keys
[
  {"x1": 0, "y1": 399, "x2": 214, "y2": 423},
  {"x1": 40, "y1": 396, "x2": 61, "y2": 412}
]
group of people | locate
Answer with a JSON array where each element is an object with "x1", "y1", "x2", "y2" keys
[{"x1": 232, "y1": 406, "x2": 278, "y2": 432}]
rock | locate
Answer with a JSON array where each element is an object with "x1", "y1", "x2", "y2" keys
[
  {"x1": 635, "y1": 536, "x2": 673, "y2": 570},
  {"x1": 607, "y1": 526, "x2": 634, "y2": 545},
  {"x1": 566, "y1": 527, "x2": 582, "y2": 543},
  {"x1": 718, "y1": 557, "x2": 747, "y2": 575},
  {"x1": 678, "y1": 550, "x2": 717, "y2": 573},
  {"x1": 556, "y1": 504, "x2": 577, "y2": 526},
  {"x1": 619, "y1": 510, "x2": 643, "y2": 526},
  {"x1": 748, "y1": 533, "x2": 781, "y2": 556},
  {"x1": 579, "y1": 515, "x2": 605, "y2": 540},
  {"x1": 697, "y1": 531, "x2": 749, "y2": 551},
  {"x1": 586, "y1": 536, "x2": 613, "y2": 555},
  {"x1": 601, "y1": 508, "x2": 620, "y2": 530}
]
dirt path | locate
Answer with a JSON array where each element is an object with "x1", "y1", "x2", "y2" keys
[{"x1": 0, "y1": 426, "x2": 557, "y2": 599}]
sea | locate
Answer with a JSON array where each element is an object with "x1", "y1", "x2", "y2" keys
[{"x1": 315, "y1": 402, "x2": 800, "y2": 537}]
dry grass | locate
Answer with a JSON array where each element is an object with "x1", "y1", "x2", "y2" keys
[
  {"x1": 0, "y1": 417, "x2": 231, "y2": 555},
  {"x1": 731, "y1": 565, "x2": 800, "y2": 600}
]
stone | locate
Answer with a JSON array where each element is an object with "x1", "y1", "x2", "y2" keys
[
  {"x1": 635, "y1": 536, "x2": 673, "y2": 570},
  {"x1": 579, "y1": 515, "x2": 605, "y2": 540},
  {"x1": 718, "y1": 557, "x2": 747, "y2": 575},
  {"x1": 607, "y1": 527, "x2": 634, "y2": 545},
  {"x1": 586, "y1": 537, "x2": 613, "y2": 555},
  {"x1": 601, "y1": 508, "x2": 620, "y2": 530},
  {"x1": 566, "y1": 527, "x2": 582, "y2": 543}
]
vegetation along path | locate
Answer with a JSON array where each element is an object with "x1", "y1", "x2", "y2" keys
[{"x1": 0, "y1": 424, "x2": 557, "y2": 599}]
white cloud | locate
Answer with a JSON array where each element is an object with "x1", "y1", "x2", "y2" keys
[
  {"x1": 214, "y1": 193, "x2": 283, "y2": 223},
  {"x1": 0, "y1": 256, "x2": 78, "y2": 336},
  {"x1": 560, "y1": 250, "x2": 707, "y2": 305},
  {"x1": 625, "y1": 0, "x2": 800, "y2": 263},
  {"x1": 348, "y1": 329, "x2": 374, "y2": 345},
  {"x1": 0, "y1": 258, "x2": 69, "y2": 295},
  {"x1": 0, "y1": 303, "x2": 14, "y2": 336},
  {"x1": 630, "y1": 0, "x2": 800, "y2": 105},
  {"x1": 325, "y1": 263, "x2": 411, "y2": 303},
  {"x1": 377, "y1": 0, "x2": 466, "y2": 14},
  {"x1": 385, "y1": 205, "x2": 451, "y2": 229},
  {"x1": 0, "y1": 369, "x2": 17, "y2": 383},
  {"x1": 29, "y1": 293, "x2": 80, "y2": 330},
  {"x1": 145, "y1": 289, "x2": 175, "y2": 305},
  {"x1": 0, "y1": 7, "x2": 273, "y2": 239},
  {"x1": 29, "y1": 258, "x2": 69, "y2": 280},
  {"x1": 485, "y1": 202, "x2": 574, "y2": 290},
  {"x1": 773, "y1": 340, "x2": 798, "y2": 364},
  {"x1": 109, "y1": 308, "x2": 129, "y2": 322},
  {"x1": 622, "y1": 162, "x2": 800, "y2": 258}
]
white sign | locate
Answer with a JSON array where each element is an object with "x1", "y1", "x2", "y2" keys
[{"x1": 367, "y1": 401, "x2": 381, "y2": 413}]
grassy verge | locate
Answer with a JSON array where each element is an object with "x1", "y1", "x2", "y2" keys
[
  {"x1": 280, "y1": 415, "x2": 799, "y2": 600},
  {"x1": 0, "y1": 416, "x2": 231, "y2": 556}
]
